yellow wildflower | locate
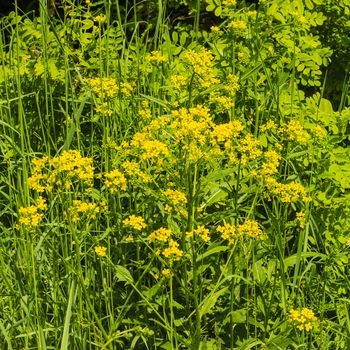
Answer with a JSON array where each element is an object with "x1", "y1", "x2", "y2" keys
[
  {"x1": 146, "y1": 51, "x2": 167, "y2": 63},
  {"x1": 104, "y1": 169, "x2": 127, "y2": 192},
  {"x1": 217, "y1": 223, "x2": 236, "y2": 245},
  {"x1": 238, "y1": 220, "x2": 264, "y2": 240},
  {"x1": 162, "y1": 239, "x2": 183, "y2": 261},
  {"x1": 148, "y1": 228, "x2": 172, "y2": 243},
  {"x1": 290, "y1": 308, "x2": 317, "y2": 331},
  {"x1": 123, "y1": 215, "x2": 147, "y2": 231},
  {"x1": 95, "y1": 246, "x2": 107, "y2": 257}
]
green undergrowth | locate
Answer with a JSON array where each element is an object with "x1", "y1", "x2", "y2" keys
[{"x1": 0, "y1": 0, "x2": 350, "y2": 349}]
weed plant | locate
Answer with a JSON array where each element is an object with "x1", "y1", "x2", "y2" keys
[{"x1": 1, "y1": 0, "x2": 350, "y2": 349}]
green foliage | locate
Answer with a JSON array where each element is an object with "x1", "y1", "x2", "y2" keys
[{"x1": 0, "y1": 0, "x2": 350, "y2": 349}]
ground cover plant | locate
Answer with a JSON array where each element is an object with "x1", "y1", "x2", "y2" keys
[{"x1": 1, "y1": 0, "x2": 350, "y2": 348}]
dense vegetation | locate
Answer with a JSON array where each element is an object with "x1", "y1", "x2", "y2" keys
[{"x1": 1, "y1": 0, "x2": 350, "y2": 349}]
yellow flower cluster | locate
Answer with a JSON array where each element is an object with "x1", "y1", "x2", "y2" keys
[
  {"x1": 290, "y1": 308, "x2": 317, "y2": 331},
  {"x1": 238, "y1": 220, "x2": 264, "y2": 240},
  {"x1": 95, "y1": 246, "x2": 107, "y2": 257},
  {"x1": 94, "y1": 15, "x2": 107, "y2": 23},
  {"x1": 163, "y1": 189, "x2": 187, "y2": 206},
  {"x1": 148, "y1": 227, "x2": 172, "y2": 243},
  {"x1": 121, "y1": 161, "x2": 151, "y2": 184},
  {"x1": 171, "y1": 106, "x2": 213, "y2": 145},
  {"x1": 146, "y1": 51, "x2": 167, "y2": 63},
  {"x1": 123, "y1": 215, "x2": 147, "y2": 231},
  {"x1": 260, "y1": 120, "x2": 277, "y2": 132},
  {"x1": 265, "y1": 177, "x2": 311, "y2": 203},
  {"x1": 104, "y1": 169, "x2": 127, "y2": 192},
  {"x1": 217, "y1": 223, "x2": 236, "y2": 245},
  {"x1": 186, "y1": 226, "x2": 210, "y2": 242},
  {"x1": 138, "y1": 100, "x2": 152, "y2": 120},
  {"x1": 120, "y1": 82, "x2": 134, "y2": 97},
  {"x1": 162, "y1": 239, "x2": 184, "y2": 261},
  {"x1": 279, "y1": 120, "x2": 310, "y2": 143},
  {"x1": 237, "y1": 134, "x2": 262, "y2": 164},
  {"x1": 260, "y1": 150, "x2": 281, "y2": 176},
  {"x1": 68, "y1": 200, "x2": 100, "y2": 223},
  {"x1": 85, "y1": 77, "x2": 118, "y2": 98},
  {"x1": 224, "y1": 74, "x2": 240, "y2": 95},
  {"x1": 148, "y1": 228, "x2": 183, "y2": 261},
  {"x1": 228, "y1": 20, "x2": 248, "y2": 31},
  {"x1": 296, "y1": 211, "x2": 305, "y2": 229},
  {"x1": 314, "y1": 125, "x2": 327, "y2": 140},
  {"x1": 210, "y1": 26, "x2": 221, "y2": 34},
  {"x1": 170, "y1": 74, "x2": 188, "y2": 90},
  {"x1": 218, "y1": 219, "x2": 264, "y2": 243},
  {"x1": 211, "y1": 120, "x2": 245, "y2": 149},
  {"x1": 209, "y1": 94, "x2": 234, "y2": 112},
  {"x1": 18, "y1": 197, "x2": 47, "y2": 230},
  {"x1": 161, "y1": 268, "x2": 172, "y2": 278},
  {"x1": 131, "y1": 133, "x2": 169, "y2": 162},
  {"x1": 222, "y1": 0, "x2": 237, "y2": 7},
  {"x1": 27, "y1": 151, "x2": 94, "y2": 193},
  {"x1": 96, "y1": 102, "x2": 113, "y2": 116},
  {"x1": 184, "y1": 48, "x2": 219, "y2": 88}
]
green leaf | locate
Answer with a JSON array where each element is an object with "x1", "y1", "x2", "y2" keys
[
  {"x1": 34, "y1": 60, "x2": 45, "y2": 76},
  {"x1": 199, "y1": 287, "x2": 227, "y2": 319},
  {"x1": 114, "y1": 265, "x2": 133, "y2": 284}
]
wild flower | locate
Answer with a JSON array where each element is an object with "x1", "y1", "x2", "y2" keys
[
  {"x1": 170, "y1": 105, "x2": 213, "y2": 146},
  {"x1": 120, "y1": 82, "x2": 134, "y2": 97},
  {"x1": 148, "y1": 228, "x2": 172, "y2": 243},
  {"x1": 95, "y1": 246, "x2": 107, "y2": 257},
  {"x1": 238, "y1": 220, "x2": 265, "y2": 240},
  {"x1": 161, "y1": 268, "x2": 172, "y2": 278},
  {"x1": 237, "y1": 134, "x2": 262, "y2": 164},
  {"x1": 265, "y1": 177, "x2": 311, "y2": 203},
  {"x1": 184, "y1": 48, "x2": 219, "y2": 88},
  {"x1": 163, "y1": 189, "x2": 187, "y2": 206},
  {"x1": 28, "y1": 151, "x2": 94, "y2": 193},
  {"x1": 94, "y1": 15, "x2": 107, "y2": 23},
  {"x1": 260, "y1": 150, "x2": 281, "y2": 176},
  {"x1": 96, "y1": 102, "x2": 113, "y2": 116},
  {"x1": 170, "y1": 74, "x2": 188, "y2": 90},
  {"x1": 279, "y1": 120, "x2": 310, "y2": 143},
  {"x1": 228, "y1": 20, "x2": 248, "y2": 31},
  {"x1": 217, "y1": 223, "x2": 236, "y2": 245},
  {"x1": 314, "y1": 125, "x2": 327, "y2": 140},
  {"x1": 209, "y1": 94, "x2": 234, "y2": 112},
  {"x1": 290, "y1": 307, "x2": 317, "y2": 331},
  {"x1": 222, "y1": 0, "x2": 237, "y2": 7},
  {"x1": 130, "y1": 133, "x2": 169, "y2": 161},
  {"x1": 138, "y1": 100, "x2": 152, "y2": 120},
  {"x1": 18, "y1": 204, "x2": 45, "y2": 230},
  {"x1": 210, "y1": 26, "x2": 221, "y2": 34},
  {"x1": 104, "y1": 169, "x2": 127, "y2": 192},
  {"x1": 85, "y1": 77, "x2": 119, "y2": 98},
  {"x1": 211, "y1": 120, "x2": 245, "y2": 148},
  {"x1": 123, "y1": 215, "x2": 147, "y2": 231},
  {"x1": 186, "y1": 226, "x2": 210, "y2": 242},
  {"x1": 162, "y1": 239, "x2": 183, "y2": 261},
  {"x1": 68, "y1": 200, "x2": 100, "y2": 223},
  {"x1": 296, "y1": 211, "x2": 305, "y2": 229},
  {"x1": 260, "y1": 120, "x2": 277, "y2": 132},
  {"x1": 146, "y1": 51, "x2": 167, "y2": 63},
  {"x1": 121, "y1": 161, "x2": 151, "y2": 184}
]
